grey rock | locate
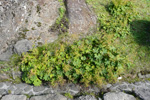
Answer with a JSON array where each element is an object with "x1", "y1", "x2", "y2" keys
[
  {"x1": 0, "y1": 95, "x2": 2, "y2": 98},
  {"x1": 24, "y1": 85, "x2": 33, "y2": 92},
  {"x1": 145, "y1": 74, "x2": 150, "y2": 78},
  {"x1": 106, "y1": 84, "x2": 112, "y2": 88},
  {"x1": 30, "y1": 95, "x2": 47, "y2": 100},
  {"x1": 0, "y1": 0, "x2": 60, "y2": 60},
  {"x1": 7, "y1": 85, "x2": 16, "y2": 93},
  {"x1": 28, "y1": 91, "x2": 34, "y2": 96},
  {"x1": 66, "y1": 0, "x2": 97, "y2": 34},
  {"x1": 109, "y1": 82, "x2": 134, "y2": 92},
  {"x1": 30, "y1": 93, "x2": 67, "y2": 100},
  {"x1": 92, "y1": 86, "x2": 100, "y2": 93},
  {"x1": 0, "y1": 47, "x2": 13, "y2": 61},
  {"x1": 133, "y1": 87, "x2": 150, "y2": 100},
  {"x1": 134, "y1": 81, "x2": 144, "y2": 86},
  {"x1": 67, "y1": 83, "x2": 80, "y2": 95},
  {"x1": 0, "y1": 0, "x2": 26, "y2": 55},
  {"x1": 1, "y1": 95, "x2": 27, "y2": 100},
  {"x1": 14, "y1": 88, "x2": 22, "y2": 94},
  {"x1": 75, "y1": 95, "x2": 97, "y2": 100},
  {"x1": 0, "y1": 83, "x2": 4, "y2": 88},
  {"x1": 5, "y1": 82, "x2": 11, "y2": 87},
  {"x1": 11, "y1": 69, "x2": 21, "y2": 80},
  {"x1": 138, "y1": 73, "x2": 145, "y2": 78},
  {"x1": 33, "y1": 86, "x2": 45, "y2": 92},
  {"x1": 0, "y1": 89, "x2": 7, "y2": 95},
  {"x1": 14, "y1": 39, "x2": 32, "y2": 55},
  {"x1": 43, "y1": 88, "x2": 53, "y2": 94},
  {"x1": 109, "y1": 85, "x2": 120, "y2": 92},
  {"x1": 49, "y1": 93, "x2": 67, "y2": 100},
  {"x1": 103, "y1": 92, "x2": 136, "y2": 100},
  {"x1": 15, "y1": 83, "x2": 28, "y2": 89}
]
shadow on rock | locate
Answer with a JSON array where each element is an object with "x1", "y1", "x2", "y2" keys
[{"x1": 130, "y1": 20, "x2": 150, "y2": 46}]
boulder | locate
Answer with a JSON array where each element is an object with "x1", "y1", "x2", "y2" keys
[
  {"x1": 14, "y1": 39, "x2": 32, "y2": 55},
  {"x1": 66, "y1": 0, "x2": 97, "y2": 34},
  {"x1": 1, "y1": 95, "x2": 27, "y2": 100},
  {"x1": 103, "y1": 92, "x2": 136, "y2": 100},
  {"x1": 133, "y1": 81, "x2": 150, "y2": 100}
]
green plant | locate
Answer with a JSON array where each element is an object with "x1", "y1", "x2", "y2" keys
[
  {"x1": 50, "y1": 0, "x2": 68, "y2": 34},
  {"x1": 8, "y1": 90, "x2": 11, "y2": 94},
  {"x1": 20, "y1": 34, "x2": 129, "y2": 86},
  {"x1": 64, "y1": 93, "x2": 73, "y2": 99},
  {"x1": 98, "y1": 0, "x2": 137, "y2": 38}
]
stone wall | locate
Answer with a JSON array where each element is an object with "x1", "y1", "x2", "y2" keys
[{"x1": 0, "y1": 81, "x2": 150, "y2": 100}]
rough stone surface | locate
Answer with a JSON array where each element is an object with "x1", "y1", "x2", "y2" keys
[
  {"x1": 46, "y1": 93, "x2": 67, "y2": 100},
  {"x1": 14, "y1": 88, "x2": 22, "y2": 94},
  {"x1": 0, "y1": 89, "x2": 7, "y2": 95},
  {"x1": 0, "y1": 47, "x2": 13, "y2": 61},
  {"x1": 0, "y1": 83, "x2": 4, "y2": 88},
  {"x1": 66, "y1": 0, "x2": 97, "y2": 34},
  {"x1": 1, "y1": 95, "x2": 27, "y2": 100},
  {"x1": 30, "y1": 95, "x2": 47, "y2": 100},
  {"x1": 30, "y1": 93, "x2": 67, "y2": 100},
  {"x1": 33, "y1": 86, "x2": 45, "y2": 92},
  {"x1": 109, "y1": 82, "x2": 134, "y2": 92},
  {"x1": 24, "y1": 86, "x2": 33, "y2": 92},
  {"x1": 74, "y1": 95, "x2": 97, "y2": 100},
  {"x1": 133, "y1": 81, "x2": 150, "y2": 100},
  {"x1": 0, "y1": 0, "x2": 60, "y2": 60},
  {"x1": 13, "y1": 39, "x2": 33, "y2": 55},
  {"x1": 103, "y1": 92, "x2": 136, "y2": 100},
  {"x1": 0, "y1": 81, "x2": 149, "y2": 100},
  {"x1": 0, "y1": 0, "x2": 98, "y2": 61}
]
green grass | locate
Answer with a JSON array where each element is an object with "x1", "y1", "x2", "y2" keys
[{"x1": 86, "y1": 0, "x2": 150, "y2": 82}]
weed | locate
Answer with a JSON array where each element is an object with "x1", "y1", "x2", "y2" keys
[
  {"x1": 50, "y1": 0, "x2": 68, "y2": 34},
  {"x1": 20, "y1": 34, "x2": 129, "y2": 86},
  {"x1": 64, "y1": 93, "x2": 73, "y2": 99}
]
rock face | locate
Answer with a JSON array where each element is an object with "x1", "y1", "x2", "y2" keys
[
  {"x1": 0, "y1": 0, "x2": 60, "y2": 60},
  {"x1": 66, "y1": 0, "x2": 97, "y2": 34},
  {"x1": 0, "y1": 0, "x2": 97, "y2": 61},
  {"x1": 103, "y1": 92, "x2": 136, "y2": 100}
]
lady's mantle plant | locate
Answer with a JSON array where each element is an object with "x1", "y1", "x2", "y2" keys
[{"x1": 20, "y1": 34, "x2": 129, "y2": 86}]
